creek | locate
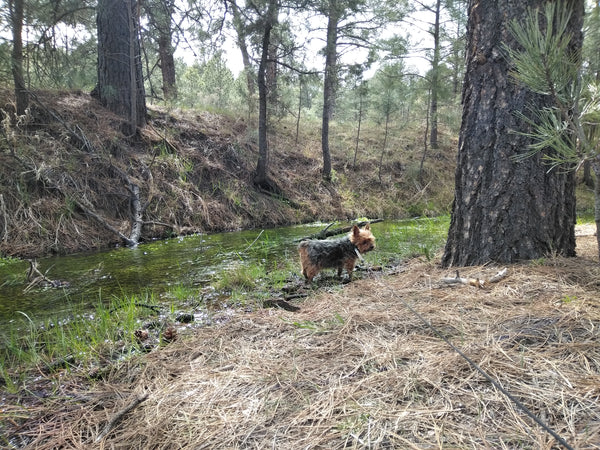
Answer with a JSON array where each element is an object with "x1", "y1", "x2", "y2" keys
[{"x1": 0, "y1": 218, "x2": 448, "y2": 330}]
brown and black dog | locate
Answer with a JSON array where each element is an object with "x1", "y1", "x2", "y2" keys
[{"x1": 298, "y1": 224, "x2": 375, "y2": 282}]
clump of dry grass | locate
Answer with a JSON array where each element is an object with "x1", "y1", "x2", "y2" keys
[{"x1": 5, "y1": 235, "x2": 600, "y2": 449}]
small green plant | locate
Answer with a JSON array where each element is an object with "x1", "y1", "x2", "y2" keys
[
  {"x1": 530, "y1": 257, "x2": 547, "y2": 266},
  {"x1": 167, "y1": 284, "x2": 198, "y2": 302},
  {"x1": 0, "y1": 293, "x2": 161, "y2": 381},
  {"x1": 216, "y1": 263, "x2": 266, "y2": 291}
]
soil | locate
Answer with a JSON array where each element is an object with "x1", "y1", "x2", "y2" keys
[{"x1": 0, "y1": 90, "x2": 455, "y2": 258}]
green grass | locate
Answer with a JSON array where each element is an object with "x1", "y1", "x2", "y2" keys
[
  {"x1": 0, "y1": 293, "x2": 162, "y2": 387},
  {"x1": 0, "y1": 217, "x2": 452, "y2": 388},
  {"x1": 371, "y1": 216, "x2": 450, "y2": 267}
]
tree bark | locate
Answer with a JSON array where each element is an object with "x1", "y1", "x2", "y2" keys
[
  {"x1": 145, "y1": 0, "x2": 177, "y2": 101},
  {"x1": 353, "y1": 88, "x2": 364, "y2": 170},
  {"x1": 254, "y1": 0, "x2": 276, "y2": 188},
  {"x1": 9, "y1": 0, "x2": 28, "y2": 116},
  {"x1": 429, "y1": 0, "x2": 441, "y2": 150},
  {"x1": 94, "y1": 0, "x2": 146, "y2": 134},
  {"x1": 442, "y1": 0, "x2": 582, "y2": 267},
  {"x1": 230, "y1": 0, "x2": 256, "y2": 99},
  {"x1": 321, "y1": 0, "x2": 339, "y2": 182}
]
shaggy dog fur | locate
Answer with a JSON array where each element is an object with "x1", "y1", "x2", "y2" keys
[{"x1": 298, "y1": 224, "x2": 375, "y2": 282}]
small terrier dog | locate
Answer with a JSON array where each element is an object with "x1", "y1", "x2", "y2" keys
[{"x1": 298, "y1": 223, "x2": 376, "y2": 282}]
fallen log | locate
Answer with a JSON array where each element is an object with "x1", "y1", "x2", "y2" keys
[{"x1": 300, "y1": 219, "x2": 383, "y2": 241}]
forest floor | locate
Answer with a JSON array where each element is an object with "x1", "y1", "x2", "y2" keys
[
  {"x1": 0, "y1": 89, "x2": 456, "y2": 258},
  {"x1": 3, "y1": 229, "x2": 599, "y2": 448}
]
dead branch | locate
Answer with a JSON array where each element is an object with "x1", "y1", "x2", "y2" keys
[
  {"x1": 128, "y1": 183, "x2": 143, "y2": 246},
  {"x1": 28, "y1": 91, "x2": 96, "y2": 153},
  {"x1": 0, "y1": 193, "x2": 8, "y2": 242},
  {"x1": 300, "y1": 219, "x2": 383, "y2": 241},
  {"x1": 441, "y1": 267, "x2": 508, "y2": 288},
  {"x1": 95, "y1": 393, "x2": 149, "y2": 443}
]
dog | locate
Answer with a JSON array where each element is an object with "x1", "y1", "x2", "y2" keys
[{"x1": 298, "y1": 223, "x2": 375, "y2": 282}]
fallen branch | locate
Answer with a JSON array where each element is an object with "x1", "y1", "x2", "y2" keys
[
  {"x1": 300, "y1": 219, "x2": 383, "y2": 241},
  {"x1": 0, "y1": 194, "x2": 8, "y2": 242},
  {"x1": 108, "y1": 302, "x2": 162, "y2": 314},
  {"x1": 24, "y1": 260, "x2": 69, "y2": 292},
  {"x1": 441, "y1": 267, "x2": 508, "y2": 289},
  {"x1": 28, "y1": 91, "x2": 96, "y2": 153},
  {"x1": 95, "y1": 393, "x2": 149, "y2": 443},
  {"x1": 242, "y1": 229, "x2": 264, "y2": 252}
]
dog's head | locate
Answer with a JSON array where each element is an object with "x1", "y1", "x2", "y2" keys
[{"x1": 350, "y1": 223, "x2": 376, "y2": 254}]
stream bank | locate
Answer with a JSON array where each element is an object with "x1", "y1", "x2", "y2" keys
[{"x1": 0, "y1": 90, "x2": 456, "y2": 259}]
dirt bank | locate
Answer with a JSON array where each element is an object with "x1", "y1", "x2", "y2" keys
[{"x1": 0, "y1": 90, "x2": 455, "y2": 258}]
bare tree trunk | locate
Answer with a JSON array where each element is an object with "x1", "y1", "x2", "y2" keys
[
  {"x1": 442, "y1": 0, "x2": 582, "y2": 267},
  {"x1": 94, "y1": 0, "x2": 146, "y2": 134},
  {"x1": 145, "y1": 0, "x2": 177, "y2": 101},
  {"x1": 295, "y1": 77, "x2": 302, "y2": 145},
  {"x1": 321, "y1": 0, "x2": 339, "y2": 182},
  {"x1": 353, "y1": 91, "x2": 364, "y2": 170},
  {"x1": 230, "y1": 0, "x2": 256, "y2": 113},
  {"x1": 9, "y1": 0, "x2": 28, "y2": 116},
  {"x1": 254, "y1": 0, "x2": 276, "y2": 188},
  {"x1": 378, "y1": 112, "x2": 390, "y2": 184},
  {"x1": 420, "y1": 88, "x2": 431, "y2": 186},
  {"x1": 429, "y1": 0, "x2": 441, "y2": 150}
]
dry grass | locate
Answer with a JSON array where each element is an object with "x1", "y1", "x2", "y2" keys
[{"x1": 6, "y1": 233, "x2": 600, "y2": 449}]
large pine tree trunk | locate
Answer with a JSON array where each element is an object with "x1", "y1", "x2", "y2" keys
[
  {"x1": 94, "y1": 0, "x2": 146, "y2": 134},
  {"x1": 442, "y1": 0, "x2": 582, "y2": 267}
]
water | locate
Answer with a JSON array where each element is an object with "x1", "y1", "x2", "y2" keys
[{"x1": 0, "y1": 218, "x2": 449, "y2": 329}]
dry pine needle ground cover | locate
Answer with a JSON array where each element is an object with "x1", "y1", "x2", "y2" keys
[{"x1": 8, "y1": 233, "x2": 600, "y2": 449}]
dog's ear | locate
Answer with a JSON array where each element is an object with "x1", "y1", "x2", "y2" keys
[
  {"x1": 352, "y1": 225, "x2": 360, "y2": 236},
  {"x1": 364, "y1": 223, "x2": 370, "y2": 230}
]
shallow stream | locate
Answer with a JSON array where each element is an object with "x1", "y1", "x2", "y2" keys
[{"x1": 0, "y1": 218, "x2": 448, "y2": 330}]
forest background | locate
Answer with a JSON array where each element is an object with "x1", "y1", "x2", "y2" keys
[
  {"x1": 0, "y1": 0, "x2": 489, "y2": 257},
  {"x1": 0, "y1": 0, "x2": 599, "y2": 259}
]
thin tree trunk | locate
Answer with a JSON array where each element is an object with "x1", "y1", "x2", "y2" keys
[
  {"x1": 145, "y1": 0, "x2": 177, "y2": 101},
  {"x1": 353, "y1": 92, "x2": 364, "y2": 170},
  {"x1": 378, "y1": 112, "x2": 390, "y2": 184},
  {"x1": 127, "y1": 0, "x2": 138, "y2": 132},
  {"x1": 420, "y1": 88, "x2": 431, "y2": 186},
  {"x1": 321, "y1": 0, "x2": 338, "y2": 182},
  {"x1": 429, "y1": 0, "x2": 441, "y2": 150},
  {"x1": 9, "y1": 0, "x2": 28, "y2": 116},
  {"x1": 255, "y1": 0, "x2": 276, "y2": 188},
  {"x1": 295, "y1": 77, "x2": 302, "y2": 145},
  {"x1": 230, "y1": 0, "x2": 256, "y2": 113}
]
